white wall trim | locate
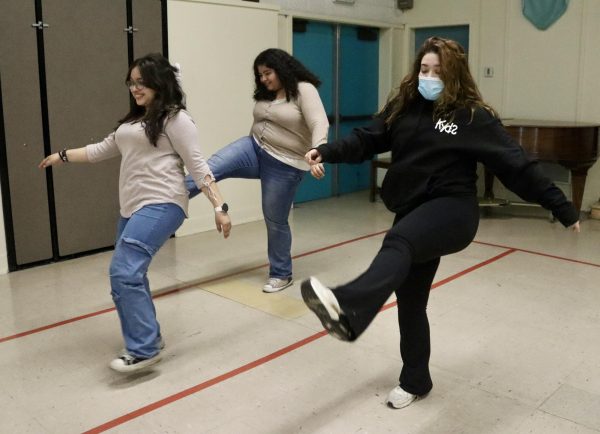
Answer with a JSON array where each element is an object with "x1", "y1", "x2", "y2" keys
[
  {"x1": 400, "y1": 20, "x2": 476, "y2": 82},
  {"x1": 279, "y1": 9, "x2": 398, "y2": 29},
  {"x1": 500, "y1": 0, "x2": 513, "y2": 116},
  {"x1": 173, "y1": 0, "x2": 279, "y2": 11}
]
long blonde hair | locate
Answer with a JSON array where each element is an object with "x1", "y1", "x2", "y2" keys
[{"x1": 379, "y1": 37, "x2": 496, "y2": 124}]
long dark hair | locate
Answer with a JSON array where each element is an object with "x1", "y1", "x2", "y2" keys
[
  {"x1": 119, "y1": 53, "x2": 185, "y2": 146},
  {"x1": 253, "y1": 48, "x2": 321, "y2": 102},
  {"x1": 379, "y1": 37, "x2": 496, "y2": 124}
]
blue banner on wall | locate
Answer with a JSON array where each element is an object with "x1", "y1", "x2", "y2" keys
[{"x1": 522, "y1": 0, "x2": 569, "y2": 30}]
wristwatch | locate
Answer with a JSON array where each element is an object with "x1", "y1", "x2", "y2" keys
[{"x1": 214, "y1": 203, "x2": 229, "y2": 213}]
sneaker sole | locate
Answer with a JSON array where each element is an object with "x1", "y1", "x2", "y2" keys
[
  {"x1": 386, "y1": 394, "x2": 418, "y2": 409},
  {"x1": 110, "y1": 354, "x2": 162, "y2": 373},
  {"x1": 262, "y1": 279, "x2": 293, "y2": 293},
  {"x1": 301, "y1": 278, "x2": 354, "y2": 341}
]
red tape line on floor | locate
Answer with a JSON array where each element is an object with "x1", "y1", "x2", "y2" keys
[{"x1": 0, "y1": 230, "x2": 387, "y2": 344}]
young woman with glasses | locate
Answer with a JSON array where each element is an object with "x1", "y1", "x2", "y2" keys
[{"x1": 39, "y1": 53, "x2": 231, "y2": 373}]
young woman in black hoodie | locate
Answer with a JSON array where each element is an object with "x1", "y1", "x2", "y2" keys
[{"x1": 301, "y1": 37, "x2": 580, "y2": 409}]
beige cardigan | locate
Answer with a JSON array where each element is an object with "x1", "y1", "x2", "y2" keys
[
  {"x1": 86, "y1": 110, "x2": 213, "y2": 218},
  {"x1": 251, "y1": 82, "x2": 329, "y2": 170}
]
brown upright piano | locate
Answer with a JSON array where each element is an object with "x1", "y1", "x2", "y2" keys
[{"x1": 483, "y1": 119, "x2": 599, "y2": 212}]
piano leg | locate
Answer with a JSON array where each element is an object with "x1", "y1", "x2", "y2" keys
[
  {"x1": 480, "y1": 167, "x2": 509, "y2": 207},
  {"x1": 569, "y1": 167, "x2": 589, "y2": 213},
  {"x1": 484, "y1": 168, "x2": 495, "y2": 201}
]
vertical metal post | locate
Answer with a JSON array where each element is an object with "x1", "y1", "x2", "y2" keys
[
  {"x1": 126, "y1": 0, "x2": 134, "y2": 63},
  {"x1": 0, "y1": 74, "x2": 18, "y2": 270},
  {"x1": 34, "y1": 0, "x2": 60, "y2": 261},
  {"x1": 161, "y1": 0, "x2": 169, "y2": 58},
  {"x1": 332, "y1": 24, "x2": 341, "y2": 196}
]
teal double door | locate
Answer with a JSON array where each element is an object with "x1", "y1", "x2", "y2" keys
[
  {"x1": 415, "y1": 25, "x2": 469, "y2": 53},
  {"x1": 292, "y1": 20, "x2": 379, "y2": 203}
]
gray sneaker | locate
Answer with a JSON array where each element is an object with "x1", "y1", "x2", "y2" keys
[{"x1": 263, "y1": 277, "x2": 293, "y2": 293}]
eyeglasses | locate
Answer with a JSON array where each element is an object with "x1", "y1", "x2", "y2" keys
[{"x1": 126, "y1": 80, "x2": 146, "y2": 90}]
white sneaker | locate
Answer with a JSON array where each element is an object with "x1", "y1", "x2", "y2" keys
[
  {"x1": 263, "y1": 277, "x2": 293, "y2": 293},
  {"x1": 301, "y1": 277, "x2": 356, "y2": 341},
  {"x1": 109, "y1": 353, "x2": 162, "y2": 373},
  {"x1": 386, "y1": 386, "x2": 418, "y2": 409}
]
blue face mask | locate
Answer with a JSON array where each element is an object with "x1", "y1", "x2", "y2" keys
[{"x1": 418, "y1": 77, "x2": 444, "y2": 101}]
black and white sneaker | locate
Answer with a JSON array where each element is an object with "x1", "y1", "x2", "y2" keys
[
  {"x1": 109, "y1": 352, "x2": 162, "y2": 373},
  {"x1": 301, "y1": 277, "x2": 356, "y2": 341},
  {"x1": 118, "y1": 336, "x2": 165, "y2": 358}
]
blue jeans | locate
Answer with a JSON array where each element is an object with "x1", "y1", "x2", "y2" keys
[
  {"x1": 110, "y1": 203, "x2": 185, "y2": 359},
  {"x1": 186, "y1": 136, "x2": 304, "y2": 279}
]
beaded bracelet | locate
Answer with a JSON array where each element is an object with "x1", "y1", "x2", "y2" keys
[{"x1": 58, "y1": 149, "x2": 69, "y2": 163}]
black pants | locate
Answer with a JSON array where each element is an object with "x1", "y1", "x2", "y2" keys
[{"x1": 333, "y1": 195, "x2": 480, "y2": 395}]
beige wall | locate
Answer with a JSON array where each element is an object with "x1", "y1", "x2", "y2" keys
[{"x1": 167, "y1": 0, "x2": 280, "y2": 237}]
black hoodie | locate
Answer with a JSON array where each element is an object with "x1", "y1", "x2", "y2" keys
[{"x1": 316, "y1": 95, "x2": 579, "y2": 227}]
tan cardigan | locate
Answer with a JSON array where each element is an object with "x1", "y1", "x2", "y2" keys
[
  {"x1": 86, "y1": 110, "x2": 213, "y2": 218},
  {"x1": 251, "y1": 82, "x2": 329, "y2": 170}
]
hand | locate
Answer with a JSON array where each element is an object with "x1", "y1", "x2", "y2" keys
[
  {"x1": 569, "y1": 221, "x2": 580, "y2": 233},
  {"x1": 310, "y1": 163, "x2": 325, "y2": 179},
  {"x1": 305, "y1": 149, "x2": 322, "y2": 165},
  {"x1": 215, "y1": 212, "x2": 231, "y2": 238},
  {"x1": 39, "y1": 153, "x2": 61, "y2": 169}
]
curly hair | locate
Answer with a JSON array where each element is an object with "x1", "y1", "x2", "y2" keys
[
  {"x1": 253, "y1": 48, "x2": 321, "y2": 102},
  {"x1": 379, "y1": 37, "x2": 496, "y2": 124},
  {"x1": 119, "y1": 53, "x2": 186, "y2": 146}
]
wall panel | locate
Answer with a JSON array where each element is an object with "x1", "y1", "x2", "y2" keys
[
  {"x1": 44, "y1": 0, "x2": 125, "y2": 256},
  {"x1": 133, "y1": 0, "x2": 164, "y2": 58},
  {"x1": 0, "y1": 0, "x2": 53, "y2": 265},
  {"x1": 503, "y1": 0, "x2": 582, "y2": 120}
]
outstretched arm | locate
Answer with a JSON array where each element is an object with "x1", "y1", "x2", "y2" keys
[
  {"x1": 316, "y1": 117, "x2": 391, "y2": 164},
  {"x1": 469, "y1": 110, "x2": 580, "y2": 230},
  {"x1": 39, "y1": 147, "x2": 89, "y2": 168},
  {"x1": 40, "y1": 131, "x2": 120, "y2": 168}
]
